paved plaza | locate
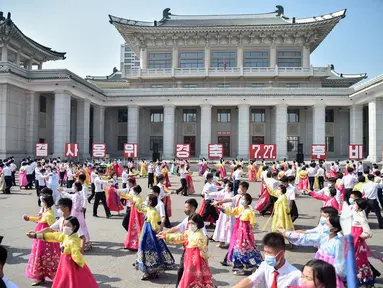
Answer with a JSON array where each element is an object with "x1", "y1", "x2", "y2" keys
[{"x1": 1, "y1": 172, "x2": 383, "y2": 288}]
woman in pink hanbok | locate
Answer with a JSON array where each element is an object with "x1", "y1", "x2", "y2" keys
[
  {"x1": 19, "y1": 163, "x2": 28, "y2": 188},
  {"x1": 185, "y1": 167, "x2": 195, "y2": 195},
  {"x1": 247, "y1": 161, "x2": 256, "y2": 182},
  {"x1": 329, "y1": 163, "x2": 338, "y2": 178},
  {"x1": 298, "y1": 166, "x2": 309, "y2": 193},
  {"x1": 217, "y1": 158, "x2": 227, "y2": 178}
]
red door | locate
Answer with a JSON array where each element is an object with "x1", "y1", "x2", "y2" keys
[
  {"x1": 218, "y1": 136, "x2": 230, "y2": 157},
  {"x1": 184, "y1": 136, "x2": 196, "y2": 157}
]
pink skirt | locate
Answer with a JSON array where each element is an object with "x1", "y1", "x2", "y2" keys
[{"x1": 19, "y1": 171, "x2": 28, "y2": 187}]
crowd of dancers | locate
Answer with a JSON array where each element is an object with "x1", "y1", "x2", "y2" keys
[{"x1": 1, "y1": 156, "x2": 383, "y2": 287}]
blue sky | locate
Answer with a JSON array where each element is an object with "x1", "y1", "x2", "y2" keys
[{"x1": 2, "y1": 0, "x2": 382, "y2": 80}]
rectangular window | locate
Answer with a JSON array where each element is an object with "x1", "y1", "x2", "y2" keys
[
  {"x1": 326, "y1": 136, "x2": 335, "y2": 152},
  {"x1": 184, "y1": 84, "x2": 198, "y2": 88},
  {"x1": 244, "y1": 51, "x2": 269, "y2": 67},
  {"x1": 251, "y1": 109, "x2": 265, "y2": 122},
  {"x1": 286, "y1": 83, "x2": 300, "y2": 88},
  {"x1": 39, "y1": 138, "x2": 45, "y2": 143},
  {"x1": 150, "y1": 136, "x2": 163, "y2": 151},
  {"x1": 217, "y1": 83, "x2": 232, "y2": 88},
  {"x1": 277, "y1": 51, "x2": 302, "y2": 67},
  {"x1": 118, "y1": 109, "x2": 127, "y2": 123},
  {"x1": 325, "y1": 109, "x2": 334, "y2": 123},
  {"x1": 151, "y1": 84, "x2": 164, "y2": 88},
  {"x1": 287, "y1": 109, "x2": 300, "y2": 123},
  {"x1": 150, "y1": 109, "x2": 163, "y2": 122},
  {"x1": 251, "y1": 83, "x2": 265, "y2": 88},
  {"x1": 179, "y1": 52, "x2": 204, "y2": 68},
  {"x1": 217, "y1": 109, "x2": 231, "y2": 122},
  {"x1": 183, "y1": 109, "x2": 197, "y2": 122},
  {"x1": 287, "y1": 136, "x2": 299, "y2": 152},
  {"x1": 211, "y1": 51, "x2": 236, "y2": 68},
  {"x1": 40, "y1": 96, "x2": 46, "y2": 113},
  {"x1": 148, "y1": 52, "x2": 171, "y2": 68},
  {"x1": 117, "y1": 136, "x2": 126, "y2": 151}
]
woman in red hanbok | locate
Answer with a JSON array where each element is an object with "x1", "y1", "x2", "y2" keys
[
  {"x1": 185, "y1": 166, "x2": 195, "y2": 195},
  {"x1": 161, "y1": 165, "x2": 172, "y2": 188},
  {"x1": 106, "y1": 174, "x2": 124, "y2": 214}
]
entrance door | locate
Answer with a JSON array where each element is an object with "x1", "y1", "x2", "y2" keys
[
  {"x1": 252, "y1": 136, "x2": 264, "y2": 144},
  {"x1": 184, "y1": 136, "x2": 196, "y2": 157},
  {"x1": 218, "y1": 136, "x2": 230, "y2": 157}
]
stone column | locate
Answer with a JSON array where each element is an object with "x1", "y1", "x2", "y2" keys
[
  {"x1": 76, "y1": 99, "x2": 91, "y2": 158},
  {"x1": 172, "y1": 47, "x2": 178, "y2": 69},
  {"x1": 237, "y1": 104, "x2": 250, "y2": 158},
  {"x1": 1, "y1": 45, "x2": 7, "y2": 62},
  {"x1": 204, "y1": 46, "x2": 211, "y2": 69},
  {"x1": 163, "y1": 105, "x2": 175, "y2": 159},
  {"x1": 15, "y1": 50, "x2": 21, "y2": 66},
  {"x1": 313, "y1": 104, "x2": 326, "y2": 144},
  {"x1": 302, "y1": 45, "x2": 310, "y2": 68},
  {"x1": 128, "y1": 105, "x2": 139, "y2": 143},
  {"x1": 28, "y1": 57, "x2": 33, "y2": 70},
  {"x1": 140, "y1": 47, "x2": 148, "y2": 69},
  {"x1": 93, "y1": 105, "x2": 105, "y2": 143},
  {"x1": 53, "y1": 92, "x2": 71, "y2": 158},
  {"x1": 275, "y1": 104, "x2": 287, "y2": 159},
  {"x1": 25, "y1": 91, "x2": 40, "y2": 155},
  {"x1": 200, "y1": 104, "x2": 212, "y2": 158},
  {"x1": 38, "y1": 63, "x2": 43, "y2": 70},
  {"x1": 270, "y1": 45, "x2": 277, "y2": 68},
  {"x1": 350, "y1": 105, "x2": 363, "y2": 144},
  {"x1": 237, "y1": 46, "x2": 243, "y2": 68},
  {"x1": 368, "y1": 99, "x2": 383, "y2": 162}
]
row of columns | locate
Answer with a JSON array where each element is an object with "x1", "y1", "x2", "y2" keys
[{"x1": 1, "y1": 44, "x2": 43, "y2": 69}]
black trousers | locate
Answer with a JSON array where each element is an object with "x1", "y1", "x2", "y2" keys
[
  {"x1": 38, "y1": 185, "x2": 46, "y2": 206},
  {"x1": 26, "y1": 174, "x2": 33, "y2": 189},
  {"x1": 164, "y1": 205, "x2": 171, "y2": 228},
  {"x1": 202, "y1": 199, "x2": 219, "y2": 222},
  {"x1": 93, "y1": 192, "x2": 111, "y2": 217},
  {"x1": 366, "y1": 199, "x2": 383, "y2": 228},
  {"x1": 35, "y1": 180, "x2": 39, "y2": 203},
  {"x1": 234, "y1": 180, "x2": 240, "y2": 195},
  {"x1": 176, "y1": 250, "x2": 185, "y2": 287},
  {"x1": 4, "y1": 176, "x2": 12, "y2": 194},
  {"x1": 148, "y1": 173, "x2": 154, "y2": 188},
  {"x1": 83, "y1": 208, "x2": 86, "y2": 219},
  {"x1": 318, "y1": 176, "x2": 324, "y2": 190},
  {"x1": 378, "y1": 188, "x2": 383, "y2": 209},
  {"x1": 176, "y1": 178, "x2": 187, "y2": 195},
  {"x1": 261, "y1": 195, "x2": 278, "y2": 215},
  {"x1": 88, "y1": 183, "x2": 96, "y2": 202},
  {"x1": 345, "y1": 188, "x2": 353, "y2": 205},
  {"x1": 308, "y1": 176, "x2": 315, "y2": 191},
  {"x1": 11, "y1": 171, "x2": 16, "y2": 186},
  {"x1": 122, "y1": 206, "x2": 131, "y2": 232},
  {"x1": 59, "y1": 171, "x2": 66, "y2": 186},
  {"x1": 121, "y1": 183, "x2": 127, "y2": 206},
  {"x1": 290, "y1": 200, "x2": 299, "y2": 222},
  {"x1": 67, "y1": 180, "x2": 74, "y2": 189}
]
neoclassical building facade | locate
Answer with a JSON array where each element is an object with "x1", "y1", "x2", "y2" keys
[{"x1": 1, "y1": 7, "x2": 383, "y2": 162}]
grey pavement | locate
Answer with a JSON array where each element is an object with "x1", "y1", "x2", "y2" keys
[{"x1": 1, "y1": 173, "x2": 383, "y2": 288}]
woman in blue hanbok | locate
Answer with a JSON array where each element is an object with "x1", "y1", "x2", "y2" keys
[{"x1": 278, "y1": 215, "x2": 346, "y2": 288}]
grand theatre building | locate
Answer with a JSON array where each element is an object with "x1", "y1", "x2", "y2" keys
[{"x1": 1, "y1": 7, "x2": 383, "y2": 162}]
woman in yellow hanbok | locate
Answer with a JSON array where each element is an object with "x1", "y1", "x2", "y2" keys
[
  {"x1": 140, "y1": 160, "x2": 148, "y2": 177},
  {"x1": 263, "y1": 184, "x2": 294, "y2": 233},
  {"x1": 256, "y1": 162, "x2": 263, "y2": 181}
]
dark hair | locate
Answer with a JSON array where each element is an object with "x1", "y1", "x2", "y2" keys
[
  {"x1": 151, "y1": 186, "x2": 161, "y2": 195},
  {"x1": 327, "y1": 177, "x2": 336, "y2": 183},
  {"x1": 42, "y1": 195, "x2": 54, "y2": 208},
  {"x1": 57, "y1": 198, "x2": 73, "y2": 212},
  {"x1": 347, "y1": 167, "x2": 354, "y2": 173},
  {"x1": 78, "y1": 174, "x2": 86, "y2": 182},
  {"x1": 147, "y1": 194, "x2": 158, "y2": 207},
  {"x1": 262, "y1": 232, "x2": 285, "y2": 251},
  {"x1": 206, "y1": 173, "x2": 213, "y2": 180},
  {"x1": 185, "y1": 198, "x2": 198, "y2": 210},
  {"x1": 287, "y1": 176, "x2": 295, "y2": 183},
  {"x1": 0, "y1": 245, "x2": 7, "y2": 266},
  {"x1": 40, "y1": 187, "x2": 53, "y2": 196},
  {"x1": 64, "y1": 216, "x2": 80, "y2": 233},
  {"x1": 376, "y1": 170, "x2": 381, "y2": 176},
  {"x1": 355, "y1": 198, "x2": 368, "y2": 210},
  {"x1": 239, "y1": 181, "x2": 249, "y2": 191},
  {"x1": 279, "y1": 184, "x2": 286, "y2": 194},
  {"x1": 243, "y1": 193, "x2": 252, "y2": 205},
  {"x1": 128, "y1": 178, "x2": 135, "y2": 185},
  {"x1": 266, "y1": 171, "x2": 272, "y2": 178},
  {"x1": 367, "y1": 174, "x2": 375, "y2": 181},
  {"x1": 328, "y1": 187, "x2": 337, "y2": 197},
  {"x1": 280, "y1": 176, "x2": 288, "y2": 183},
  {"x1": 364, "y1": 168, "x2": 370, "y2": 174},
  {"x1": 304, "y1": 259, "x2": 336, "y2": 288},
  {"x1": 158, "y1": 175, "x2": 165, "y2": 182},
  {"x1": 188, "y1": 213, "x2": 204, "y2": 229},
  {"x1": 320, "y1": 206, "x2": 338, "y2": 217},
  {"x1": 133, "y1": 185, "x2": 142, "y2": 195},
  {"x1": 74, "y1": 182, "x2": 82, "y2": 192},
  {"x1": 358, "y1": 175, "x2": 365, "y2": 183},
  {"x1": 226, "y1": 182, "x2": 233, "y2": 191},
  {"x1": 328, "y1": 215, "x2": 342, "y2": 233},
  {"x1": 351, "y1": 190, "x2": 362, "y2": 199}
]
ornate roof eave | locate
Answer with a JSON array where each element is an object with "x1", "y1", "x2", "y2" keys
[
  {"x1": 322, "y1": 69, "x2": 367, "y2": 87},
  {"x1": 0, "y1": 15, "x2": 66, "y2": 61}
]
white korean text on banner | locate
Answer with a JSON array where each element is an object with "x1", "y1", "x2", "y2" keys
[
  {"x1": 124, "y1": 143, "x2": 138, "y2": 158},
  {"x1": 249, "y1": 144, "x2": 276, "y2": 160},
  {"x1": 92, "y1": 143, "x2": 106, "y2": 158},
  {"x1": 208, "y1": 144, "x2": 223, "y2": 159},
  {"x1": 65, "y1": 143, "x2": 79, "y2": 158},
  {"x1": 348, "y1": 144, "x2": 364, "y2": 160},
  {"x1": 175, "y1": 144, "x2": 190, "y2": 158},
  {"x1": 311, "y1": 144, "x2": 327, "y2": 160},
  {"x1": 35, "y1": 143, "x2": 48, "y2": 158}
]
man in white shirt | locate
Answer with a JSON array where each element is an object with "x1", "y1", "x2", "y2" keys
[
  {"x1": 156, "y1": 175, "x2": 171, "y2": 228},
  {"x1": 93, "y1": 168, "x2": 111, "y2": 218},
  {"x1": 10, "y1": 160, "x2": 17, "y2": 187},
  {"x1": 307, "y1": 163, "x2": 317, "y2": 192},
  {"x1": 66, "y1": 165, "x2": 75, "y2": 189},
  {"x1": 315, "y1": 164, "x2": 325, "y2": 190},
  {"x1": 285, "y1": 176, "x2": 299, "y2": 222},
  {"x1": 155, "y1": 163, "x2": 162, "y2": 184},
  {"x1": 201, "y1": 173, "x2": 222, "y2": 228},
  {"x1": 284, "y1": 164, "x2": 293, "y2": 177},
  {"x1": 261, "y1": 171, "x2": 279, "y2": 216},
  {"x1": 176, "y1": 164, "x2": 187, "y2": 196},
  {"x1": 0, "y1": 245, "x2": 18, "y2": 288},
  {"x1": 147, "y1": 161, "x2": 154, "y2": 188},
  {"x1": 362, "y1": 174, "x2": 383, "y2": 229},
  {"x1": 340, "y1": 167, "x2": 358, "y2": 204},
  {"x1": 157, "y1": 198, "x2": 207, "y2": 288},
  {"x1": 87, "y1": 170, "x2": 98, "y2": 203},
  {"x1": 233, "y1": 165, "x2": 242, "y2": 195},
  {"x1": 25, "y1": 161, "x2": 34, "y2": 189},
  {"x1": 152, "y1": 186, "x2": 166, "y2": 231},
  {"x1": 117, "y1": 178, "x2": 135, "y2": 231},
  {"x1": 357, "y1": 161, "x2": 364, "y2": 177},
  {"x1": 78, "y1": 174, "x2": 88, "y2": 218},
  {"x1": 233, "y1": 232, "x2": 301, "y2": 288},
  {"x1": 2, "y1": 162, "x2": 12, "y2": 194},
  {"x1": 121, "y1": 167, "x2": 129, "y2": 189}
]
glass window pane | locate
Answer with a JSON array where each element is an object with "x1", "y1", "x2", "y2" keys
[
  {"x1": 118, "y1": 109, "x2": 127, "y2": 122},
  {"x1": 287, "y1": 109, "x2": 300, "y2": 123},
  {"x1": 211, "y1": 51, "x2": 237, "y2": 68},
  {"x1": 326, "y1": 136, "x2": 335, "y2": 152},
  {"x1": 287, "y1": 136, "x2": 299, "y2": 152},
  {"x1": 251, "y1": 109, "x2": 265, "y2": 122},
  {"x1": 325, "y1": 109, "x2": 334, "y2": 122}
]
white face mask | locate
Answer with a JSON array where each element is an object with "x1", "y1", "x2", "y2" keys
[
  {"x1": 57, "y1": 209, "x2": 63, "y2": 218},
  {"x1": 63, "y1": 226, "x2": 73, "y2": 235},
  {"x1": 189, "y1": 224, "x2": 198, "y2": 232}
]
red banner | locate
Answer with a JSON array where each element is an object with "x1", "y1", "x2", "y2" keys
[
  {"x1": 311, "y1": 144, "x2": 327, "y2": 160},
  {"x1": 348, "y1": 144, "x2": 364, "y2": 160},
  {"x1": 208, "y1": 144, "x2": 223, "y2": 159},
  {"x1": 92, "y1": 143, "x2": 106, "y2": 158},
  {"x1": 65, "y1": 143, "x2": 79, "y2": 158},
  {"x1": 249, "y1": 144, "x2": 276, "y2": 160},
  {"x1": 124, "y1": 143, "x2": 138, "y2": 158},
  {"x1": 35, "y1": 143, "x2": 48, "y2": 158},
  {"x1": 175, "y1": 144, "x2": 190, "y2": 158}
]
